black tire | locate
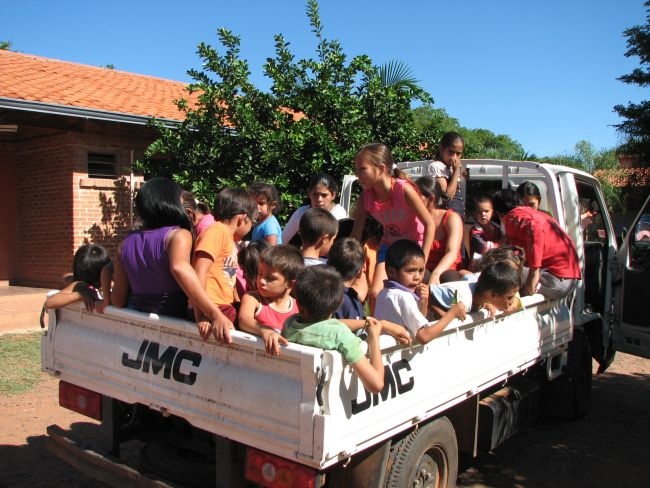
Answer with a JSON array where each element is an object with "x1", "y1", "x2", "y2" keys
[{"x1": 385, "y1": 417, "x2": 458, "y2": 488}]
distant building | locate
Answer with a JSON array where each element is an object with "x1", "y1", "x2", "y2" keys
[{"x1": 0, "y1": 50, "x2": 193, "y2": 287}]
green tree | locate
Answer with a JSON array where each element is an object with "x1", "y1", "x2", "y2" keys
[
  {"x1": 460, "y1": 128, "x2": 526, "y2": 160},
  {"x1": 140, "y1": 0, "x2": 431, "y2": 217},
  {"x1": 538, "y1": 141, "x2": 624, "y2": 211},
  {"x1": 0, "y1": 40, "x2": 12, "y2": 50},
  {"x1": 613, "y1": 1, "x2": 650, "y2": 166}
]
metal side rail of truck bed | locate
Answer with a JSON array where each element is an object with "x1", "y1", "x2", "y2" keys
[{"x1": 42, "y1": 293, "x2": 571, "y2": 471}]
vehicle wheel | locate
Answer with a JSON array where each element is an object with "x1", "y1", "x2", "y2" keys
[{"x1": 385, "y1": 416, "x2": 458, "y2": 488}]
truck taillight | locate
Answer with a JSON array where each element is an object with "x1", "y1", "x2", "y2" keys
[
  {"x1": 245, "y1": 447, "x2": 318, "y2": 488},
  {"x1": 59, "y1": 381, "x2": 102, "y2": 421}
]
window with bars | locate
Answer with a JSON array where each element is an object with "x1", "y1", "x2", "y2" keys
[{"x1": 88, "y1": 153, "x2": 117, "y2": 178}]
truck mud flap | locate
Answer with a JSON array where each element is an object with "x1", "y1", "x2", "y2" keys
[{"x1": 46, "y1": 424, "x2": 174, "y2": 488}]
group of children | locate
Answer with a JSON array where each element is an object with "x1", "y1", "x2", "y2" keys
[{"x1": 46, "y1": 135, "x2": 572, "y2": 395}]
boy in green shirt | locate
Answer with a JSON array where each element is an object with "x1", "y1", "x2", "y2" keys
[{"x1": 282, "y1": 266, "x2": 385, "y2": 393}]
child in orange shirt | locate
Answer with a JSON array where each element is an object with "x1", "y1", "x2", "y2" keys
[{"x1": 194, "y1": 188, "x2": 257, "y2": 344}]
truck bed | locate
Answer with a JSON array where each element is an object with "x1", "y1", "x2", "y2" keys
[{"x1": 41, "y1": 294, "x2": 570, "y2": 470}]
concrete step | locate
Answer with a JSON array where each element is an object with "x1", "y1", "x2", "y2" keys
[
  {"x1": 0, "y1": 286, "x2": 50, "y2": 334},
  {"x1": 0, "y1": 309, "x2": 43, "y2": 333}
]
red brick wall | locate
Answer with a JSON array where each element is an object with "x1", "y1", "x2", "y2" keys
[
  {"x1": 14, "y1": 122, "x2": 150, "y2": 288},
  {"x1": 15, "y1": 132, "x2": 75, "y2": 287},
  {"x1": 0, "y1": 141, "x2": 17, "y2": 281}
]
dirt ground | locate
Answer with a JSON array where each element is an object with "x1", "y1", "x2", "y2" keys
[{"x1": 0, "y1": 353, "x2": 649, "y2": 488}]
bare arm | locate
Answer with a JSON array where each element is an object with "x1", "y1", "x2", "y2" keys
[
  {"x1": 341, "y1": 317, "x2": 412, "y2": 345},
  {"x1": 238, "y1": 292, "x2": 288, "y2": 355},
  {"x1": 416, "y1": 303, "x2": 466, "y2": 344},
  {"x1": 416, "y1": 283, "x2": 429, "y2": 315},
  {"x1": 191, "y1": 247, "x2": 234, "y2": 343},
  {"x1": 110, "y1": 245, "x2": 129, "y2": 308},
  {"x1": 44, "y1": 282, "x2": 87, "y2": 310},
  {"x1": 403, "y1": 184, "x2": 435, "y2": 263},
  {"x1": 95, "y1": 261, "x2": 113, "y2": 313},
  {"x1": 263, "y1": 234, "x2": 278, "y2": 246},
  {"x1": 521, "y1": 267, "x2": 540, "y2": 297},
  {"x1": 437, "y1": 158, "x2": 462, "y2": 201},
  {"x1": 350, "y1": 319, "x2": 384, "y2": 393},
  {"x1": 350, "y1": 201, "x2": 368, "y2": 242},
  {"x1": 378, "y1": 319, "x2": 412, "y2": 345}
]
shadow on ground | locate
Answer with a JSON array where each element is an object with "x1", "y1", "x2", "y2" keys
[{"x1": 457, "y1": 369, "x2": 650, "y2": 488}]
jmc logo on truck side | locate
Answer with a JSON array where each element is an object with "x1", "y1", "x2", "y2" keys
[
  {"x1": 122, "y1": 340, "x2": 202, "y2": 385},
  {"x1": 351, "y1": 359, "x2": 414, "y2": 414}
]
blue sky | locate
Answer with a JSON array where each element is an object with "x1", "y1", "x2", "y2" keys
[{"x1": 1, "y1": 0, "x2": 647, "y2": 157}]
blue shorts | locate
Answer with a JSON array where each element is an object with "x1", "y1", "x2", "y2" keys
[{"x1": 377, "y1": 243, "x2": 390, "y2": 263}]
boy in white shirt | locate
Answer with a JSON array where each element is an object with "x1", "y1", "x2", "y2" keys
[{"x1": 374, "y1": 239, "x2": 465, "y2": 344}]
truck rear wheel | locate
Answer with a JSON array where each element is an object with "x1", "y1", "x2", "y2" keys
[{"x1": 385, "y1": 416, "x2": 458, "y2": 488}]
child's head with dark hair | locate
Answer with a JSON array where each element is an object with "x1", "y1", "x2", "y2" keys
[
  {"x1": 72, "y1": 244, "x2": 110, "y2": 287},
  {"x1": 135, "y1": 177, "x2": 192, "y2": 232},
  {"x1": 354, "y1": 142, "x2": 412, "y2": 181},
  {"x1": 299, "y1": 207, "x2": 339, "y2": 247},
  {"x1": 436, "y1": 131, "x2": 465, "y2": 166},
  {"x1": 385, "y1": 239, "x2": 425, "y2": 272},
  {"x1": 415, "y1": 175, "x2": 445, "y2": 208},
  {"x1": 294, "y1": 265, "x2": 344, "y2": 322},
  {"x1": 385, "y1": 239, "x2": 426, "y2": 291},
  {"x1": 181, "y1": 190, "x2": 199, "y2": 229},
  {"x1": 213, "y1": 188, "x2": 257, "y2": 221},
  {"x1": 238, "y1": 241, "x2": 270, "y2": 291},
  {"x1": 307, "y1": 173, "x2": 341, "y2": 212},
  {"x1": 492, "y1": 188, "x2": 521, "y2": 215},
  {"x1": 516, "y1": 181, "x2": 542, "y2": 210},
  {"x1": 260, "y1": 245, "x2": 305, "y2": 284},
  {"x1": 474, "y1": 261, "x2": 520, "y2": 311},
  {"x1": 309, "y1": 173, "x2": 339, "y2": 197},
  {"x1": 472, "y1": 194, "x2": 495, "y2": 227},
  {"x1": 469, "y1": 246, "x2": 526, "y2": 278},
  {"x1": 327, "y1": 237, "x2": 365, "y2": 282},
  {"x1": 213, "y1": 188, "x2": 258, "y2": 240},
  {"x1": 248, "y1": 181, "x2": 281, "y2": 220}
]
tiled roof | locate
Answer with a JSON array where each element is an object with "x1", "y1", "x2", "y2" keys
[{"x1": 0, "y1": 49, "x2": 194, "y2": 121}]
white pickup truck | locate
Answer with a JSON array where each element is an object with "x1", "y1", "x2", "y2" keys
[{"x1": 41, "y1": 159, "x2": 650, "y2": 488}]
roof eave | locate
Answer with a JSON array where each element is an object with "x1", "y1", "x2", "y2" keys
[{"x1": 0, "y1": 97, "x2": 183, "y2": 128}]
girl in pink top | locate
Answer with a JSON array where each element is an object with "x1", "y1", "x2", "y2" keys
[
  {"x1": 351, "y1": 143, "x2": 435, "y2": 308},
  {"x1": 181, "y1": 190, "x2": 215, "y2": 238},
  {"x1": 238, "y1": 245, "x2": 304, "y2": 356}
]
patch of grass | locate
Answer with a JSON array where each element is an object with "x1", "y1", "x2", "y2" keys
[{"x1": 0, "y1": 332, "x2": 45, "y2": 395}]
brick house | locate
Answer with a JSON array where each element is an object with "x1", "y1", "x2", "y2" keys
[{"x1": 0, "y1": 50, "x2": 193, "y2": 288}]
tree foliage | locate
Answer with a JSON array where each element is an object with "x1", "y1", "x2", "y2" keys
[
  {"x1": 140, "y1": 0, "x2": 431, "y2": 217},
  {"x1": 537, "y1": 140, "x2": 625, "y2": 211},
  {"x1": 411, "y1": 106, "x2": 526, "y2": 160},
  {"x1": 613, "y1": 1, "x2": 650, "y2": 166}
]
